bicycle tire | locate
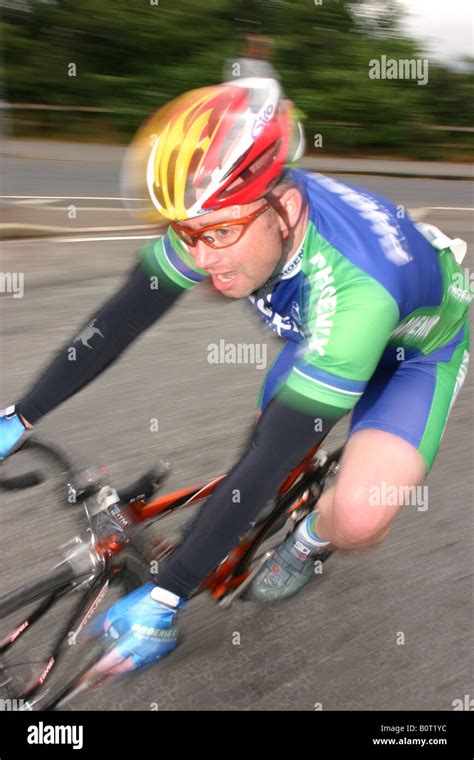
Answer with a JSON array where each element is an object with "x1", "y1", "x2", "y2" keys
[{"x1": 0, "y1": 564, "x2": 74, "y2": 618}]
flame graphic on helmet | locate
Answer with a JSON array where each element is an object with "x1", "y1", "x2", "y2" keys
[
  {"x1": 147, "y1": 88, "x2": 235, "y2": 220},
  {"x1": 125, "y1": 79, "x2": 298, "y2": 222}
]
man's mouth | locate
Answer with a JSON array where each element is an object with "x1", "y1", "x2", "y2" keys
[
  {"x1": 210, "y1": 271, "x2": 238, "y2": 291},
  {"x1": 215, "y1": 272, "x2": 236, "y2": 282}
]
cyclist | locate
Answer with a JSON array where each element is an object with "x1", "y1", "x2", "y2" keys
[
  {"x1": 222, "y1": 33, "x2": 280, "y2": 82},
  {"x1": 0, "y1": 78, "x2": 470, "y2": 683}
]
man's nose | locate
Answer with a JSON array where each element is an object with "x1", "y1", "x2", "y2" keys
[{"x1": 193, "y1": 240, "x2": 222, "y2": 270}]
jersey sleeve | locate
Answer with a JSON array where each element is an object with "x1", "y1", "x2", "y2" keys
[
  {"x1": 139, "y1": 226, "x2": 209, "y2": 290},
  {"x1": 284, "y1": 242, "x2": 400, "y2": 412}
]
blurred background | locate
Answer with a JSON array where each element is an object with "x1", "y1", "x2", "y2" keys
[
  {"x1": 0, "y1": 0, "x2": 473, "y2": 712},
  {"x1": 1, "y1": 0, "x2": 473, "y2": 158}
]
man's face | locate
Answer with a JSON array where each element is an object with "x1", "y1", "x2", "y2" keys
[{"x1": 181, "y1": 199, "x2": 289, "y2": 299}]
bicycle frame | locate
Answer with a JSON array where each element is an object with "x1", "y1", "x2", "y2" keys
[
  {"x1": 0, "y1": 437, "x2": 339, "y2": 709},
  {"x1": 128, "y1": 440, "x2": 323, "y2": 600}
]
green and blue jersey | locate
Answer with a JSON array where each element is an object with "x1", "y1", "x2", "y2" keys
[{"x1": 139, "y1": 170, "x2": 471, "y2": 416}]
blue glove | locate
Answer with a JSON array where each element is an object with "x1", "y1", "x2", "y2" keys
[
  {"x1": 0, "y1": 405, "x2": 29, "y2": 460},
  {"x1": 82, "y1": 582, "x2": 185, "y2": 683}
]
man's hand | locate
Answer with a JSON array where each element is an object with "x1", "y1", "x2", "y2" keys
[
  {"x1": 0, "y1": 405, "x2": 32, "y2": 460},
  {"x1": 80, "y1": 582, "x2": 185, "y2": 686}
]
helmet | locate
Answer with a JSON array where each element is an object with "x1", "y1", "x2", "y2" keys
[{"x1": 122, "y1": 78, "x2": 303, "y2": 223}]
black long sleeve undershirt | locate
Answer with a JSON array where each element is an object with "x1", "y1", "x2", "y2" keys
[
  {"x1": 18, "y1": 262, "x2": 183, "y2": 424},
  {"x1": 155, "y1": 388, "x2": 345, "y2": 598}
]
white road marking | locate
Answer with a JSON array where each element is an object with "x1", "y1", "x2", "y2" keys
[
  {"x1": 411, "y1": 207, "x2": 474, "y2": 212},
  {"x1": 2, "y1": 195, "x2": 473, "y2": 211},
  {"x1": 1, "y1": 199, "x2": 472, "y2": 245},
  {"x1": 52, "y1": 234, "x2": 160, "y2": 243},
  {"x1": 12, "y1": 204, "x2": 137, "y2": 211},
  {"x1": 0, "y1": 195, "x2": 144, "y2": 201}
]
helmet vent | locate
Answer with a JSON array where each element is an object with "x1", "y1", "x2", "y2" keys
[
  {"x1": 218, "y1": 140, "x2": 281, "y2": 200},
  {"x1": 218, "y1": 117, "x2": 247, "y2": 170}
]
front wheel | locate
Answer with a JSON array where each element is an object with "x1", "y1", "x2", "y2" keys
[{"x1": 0, "y1": 564, "x2": 74, "y2": 619}]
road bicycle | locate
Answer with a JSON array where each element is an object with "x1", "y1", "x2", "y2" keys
[{"x1": 0, "y1": 436, "x2": 342, "y2": 710}]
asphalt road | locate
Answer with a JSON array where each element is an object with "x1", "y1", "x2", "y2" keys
[{"x1": 0, "y1": 153, "x2": 473, "y2": 711}]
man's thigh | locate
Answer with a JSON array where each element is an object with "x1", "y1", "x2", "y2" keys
[
  {"x1": 325, "y1": 324, "x2": 470, "y2": 542},
  {"x1": 350, "y1": 323, "x2": 469, "y2": 473}
]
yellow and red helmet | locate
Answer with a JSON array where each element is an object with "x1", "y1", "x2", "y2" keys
[{"x1": 123, "y1": 78, "x2": 300, "y2": 223}]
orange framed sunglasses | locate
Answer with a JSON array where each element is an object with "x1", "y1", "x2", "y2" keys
[{"x1": 171, "y1": 202, "x2": 271, "y2": 249}]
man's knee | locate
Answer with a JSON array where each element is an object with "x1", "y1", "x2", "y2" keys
[{"x1": 330, "y1": 485, "x2": 393, "y2": 548}]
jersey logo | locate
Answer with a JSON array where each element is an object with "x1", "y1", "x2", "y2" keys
[
  {"x1": 314, "y1": 174, "x2": 412, "y2": 266},
  {"x1": 249, "y1": 293, "x2": 304, "y2": 340},
  {"x1": 390, "y1": 315, "x2": 440, "y2": 341},
  {"x1": 291, "y1": 301, "x2": 302, "y2": 323},
  {"x1": 74, "y1": 319, "x2": 104, "y2": 349},
  {"x1": 306, "y1": 251, "x2": 337, "y2": 356},
  {"x1": 448, "y1": 350, "x2": 469, "y2": 414},
  {"x1": 279, "y1": 250, "x2": 303, "y2": 279}
]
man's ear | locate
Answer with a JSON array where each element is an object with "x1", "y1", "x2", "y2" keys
[{"x1": 281, "y1": 187, "x2": 304, "y2": 228}]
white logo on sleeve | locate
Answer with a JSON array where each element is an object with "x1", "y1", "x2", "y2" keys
[{"x1": 74, "y1": 319, "x2": 104, "y2": 349}]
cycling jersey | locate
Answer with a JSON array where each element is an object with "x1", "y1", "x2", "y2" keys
[{"x1": 139, "y1": 169, "x2": 472, "y2": 415}]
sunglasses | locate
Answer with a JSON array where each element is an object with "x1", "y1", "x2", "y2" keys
[{"x1": 171, "y1": 203, "x2": 271, "y2": 249}]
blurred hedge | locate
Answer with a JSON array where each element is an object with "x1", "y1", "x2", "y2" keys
[{"x1": 2, "y1": 0, "x2": 473, "y2": 159}]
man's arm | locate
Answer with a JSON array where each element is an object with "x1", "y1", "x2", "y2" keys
[
  {"x1": 154, "y1": 386, "x2": 346, "y2": 598},
  {"x1": 17, "y1": 260, "x2": 183, "y2": 425}
]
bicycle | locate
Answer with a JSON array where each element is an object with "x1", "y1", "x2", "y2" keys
[{"x1": 0, "y1": 436, "x2": 343, "y2": 711}]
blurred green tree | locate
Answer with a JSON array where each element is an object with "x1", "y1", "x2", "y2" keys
[{"x1": 2, "y1": 0, "x2": 472, "y2": 158}]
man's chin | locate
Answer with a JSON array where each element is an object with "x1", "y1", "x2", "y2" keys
[
  {"x1": 223, "y1": 281, "x2": 261, "y2": 298},
  {"x1": 220, "y1": 287, "x2": 245, "y2": 299}
]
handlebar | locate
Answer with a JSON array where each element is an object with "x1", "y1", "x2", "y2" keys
[
  {"x1": 0, "y1": 438, "x2": 74, "y2": 491},
  {"x1": 0, "y1": 436, "x2": 170, "y2": 504}
]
